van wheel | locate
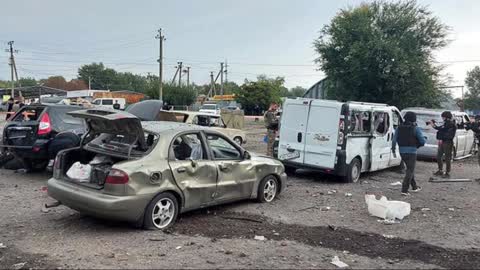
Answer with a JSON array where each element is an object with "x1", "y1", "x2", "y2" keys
[
  {"x1": 345, "y1": 158, "x2": 361, "y2": 183},
  {"x1": 143, "y1": 193, "x2": 179, "y2": 230}
]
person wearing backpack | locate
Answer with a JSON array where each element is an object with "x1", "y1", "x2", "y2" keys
[{"x1": 392, "y1": 111, "x2": 426, "y2": 196}]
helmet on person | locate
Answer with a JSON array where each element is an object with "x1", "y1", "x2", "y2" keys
[
  {"x1": 441, "y1": 111, "x2": 453, "y2": 119},
  {"x1": 403, "y1": 111, "x2": 417, "y2": 123}
]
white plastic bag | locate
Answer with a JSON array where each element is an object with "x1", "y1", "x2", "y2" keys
[
  {"x1": 365, "y1": 194, "x2": 411, "y2": 220},
  {"x1": 66, "y1": 162, "x2": 92, "y2": 182}
]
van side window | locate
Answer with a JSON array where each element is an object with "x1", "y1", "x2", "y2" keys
[
  {"x1": 373, "y1": 112, "x2": 389, "y2": 135},
  {"x1": 350, "y1": 111, "x2": 371, "y2": 134}
]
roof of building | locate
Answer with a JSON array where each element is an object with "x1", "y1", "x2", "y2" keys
[{"x1": 0, "y1": 86, "x2": 67, "y2": 99}]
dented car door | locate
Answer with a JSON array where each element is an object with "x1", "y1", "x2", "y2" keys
[
  {"x1": 205, "y1": 133, "x2": 256, "y2": 202},
  {"x1": 168, "y1": 132, "x2": 218, "y2": 210}
]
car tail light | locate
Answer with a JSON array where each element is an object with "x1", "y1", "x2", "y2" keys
[
  {"x1": 105, "y1": 169, "x2": 129, "y2": 184},
  {"x1": 338, "y1": 119, "x2": 345, "y2": 145},
  {"x1": 38, "y1": 113, "x2": 52, "y2": 135}
]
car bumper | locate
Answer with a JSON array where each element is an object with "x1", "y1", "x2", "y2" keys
[
  {"x1": 47, "y1": 178, "x2": 151, "y2": 222},
  {"x1": 0, "y1": 139, "x2": 50, "y2": 159},
  {"x1": 279, "y1": 172, "x2": 287, "y2": 193}
]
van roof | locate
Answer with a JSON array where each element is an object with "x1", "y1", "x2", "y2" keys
[{"x1": 292, "y1": 98, "x2": 391, "y2": 107}]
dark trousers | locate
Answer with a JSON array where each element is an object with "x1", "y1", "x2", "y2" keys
[
  {"x1": 400, "y1": 153, "x2": 418, "y2": 193},
  {"x1": 437, "y1": 141, "x2": 453, "y2": 173}
]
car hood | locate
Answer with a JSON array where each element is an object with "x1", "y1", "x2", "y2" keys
[{"x1": 68, "y1": 109, "x2": 146, "y2": 148}]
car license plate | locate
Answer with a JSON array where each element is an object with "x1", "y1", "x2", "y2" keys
[{"x1": 280, "y1": 150, "x2": 300, "y2": 160}]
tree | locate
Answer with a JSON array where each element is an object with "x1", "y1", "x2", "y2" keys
[
  {"x1": 145, "y1": 80, "x2": 196, "y2": 106},
  {"x1": 235, "y1": 75, "x2": 284, "y2": 115},
  {"x1": 287, "y1": 86, "x2": 307, "y2": 97},
  {"x1": 314, "y1": 0, "x2": 449, "y2": 109},
  {"x1": 78, "y1": 63, "x2": 117, "y2": 90},
  {"x1": 43, "y1": 76, "x2": 67, "y2": 89},
  {"x1": 65, "y1": 79, "x2": 88, "y2": 91},
  {"x1": 464, "y1": 66, "x2": 480, "y2": 110},
  {"x1": 18, "y1": 77, "x2": 37, "y2": 87}
]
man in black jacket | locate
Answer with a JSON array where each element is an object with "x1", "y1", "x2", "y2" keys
[{"x1": 432, "y1": 111, "x2": 457, "y2": 178}]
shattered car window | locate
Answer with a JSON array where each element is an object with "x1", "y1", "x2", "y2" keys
[
  {"x1": 207, "y1": 134, "x2": 241, "y2": 160},
  {"x1": 12, "y1": 107, "x2": 44, "y2": 122},
  {"x1": 172, "y1": 133, "x2": 205, "y2": 160},
  {"x1": 86, "y1": 132, "x2": 158, "y2": 157}
]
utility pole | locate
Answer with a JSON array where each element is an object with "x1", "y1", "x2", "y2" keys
[
  {"x1": 220, "y1": 62, "x2": 224, "y2": 96},
  {"x1": 171, "y1": 66, "x2": 180, "y2": 85},
  {"x1": 210, "y1": 71, "x2": 216, "y2": 97},
  {"x1": 6, "y1": 41, "x2": 17, "y2": 97},
  {"x1": 185, "y1": 66, "x2": 191, "y2": 87},
  {"x1": 156, "y1": 28, "x2": 166, "y2": 100},
  {"x1": 177, "y1": 61, "x2": 183, "y2": 86},
  {"x1": 224, "y1": 59, "x2": 228, "y2": 83},
  {"x1": 88, "y1": 76, "x2": 91, "y2": 90}
]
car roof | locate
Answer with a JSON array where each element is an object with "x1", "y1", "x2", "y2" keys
[{"x1": 141, "y1": 121, "x2": 207, "y2": 134}]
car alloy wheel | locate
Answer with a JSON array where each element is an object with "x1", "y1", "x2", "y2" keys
[
  {"x1": 263, "y1": 178, "x2": 277, "y2": 202},
  {"x1": 152, "y1": 198, "x2": 175, "y2": 229}
]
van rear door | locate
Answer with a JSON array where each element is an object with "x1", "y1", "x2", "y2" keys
[
  {"x1": 278, "y1": 99, "x2": 310, "y2": 163},
  {"x1": 303, "y1": 100, "x2": 341, "y2": 169}
]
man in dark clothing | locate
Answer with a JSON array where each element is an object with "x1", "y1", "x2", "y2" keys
[
  {"x1": 392, "y1": 111, "x2": 426, "y2": 196},
  {"x1": 466, "y1": 115, "x2": 480, "y2": 167},
  {"x1": 432, "y1": 111, "x2": 457, "y2": 178},
  {"x1": 264, "y1": 102, "x2": 279, "y2": 156}
]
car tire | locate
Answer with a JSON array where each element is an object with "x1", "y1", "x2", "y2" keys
[
  {"x1": 233, "y1": 136, "x2": 243, "y2": 145},
  {"x1": 344, "y1": 158, "x2": 361, "y2": 183},
  {"x1": 257, "y1": 175, "x2": 279, "y2": 203},
  {"x1": 143, "y1": 192, "x2": 179, "y2": 230},
  {"x1": 22, "y1": 158, "x2": 48, "y2": 172}
]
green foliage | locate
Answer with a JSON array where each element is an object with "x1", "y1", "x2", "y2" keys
[
  {"x1": 314, "y1": 0, "x2": 449, "y2": 109},
  {"x1": 146, "y1": 81, "x2": 196, "y2": 106},
  {"x1": 279, "y1": 86, "x2": 307, "y2": 98},
  {"x1": 18, "y1": 77, "x2": 37, "y2": 87},
  {"x1": 0, "y1": 80, "x2": 10, "y2": 88},
  {"x1": 235, "y1": 75, "x2": 284, "y2": 113},
  {"x1": 464, "y1": 66, "x2": 480, "y2": 110}
]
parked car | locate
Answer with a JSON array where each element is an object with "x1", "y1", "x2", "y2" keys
[
  {"x1": 401, "y1": 108, "x2": 475, "y2": 159},
  {"x1": 199, "y1": 103, "x2": 221, "y2": 115},
  {"x1": 92, "y1": 98, "x2": 126, "y2": 110},
  {"x1": 47, "y1": 109, "x2": 286, "y2": 230},
  {"x1": 166, "y1": 111, "x2": 247, "y2": 145},
  {"x1": 277, "y1": 98, "x2": 403, "y2": 182},
  {"x1": 1, "y1": 104, "x2": 86, "y2": 171}
]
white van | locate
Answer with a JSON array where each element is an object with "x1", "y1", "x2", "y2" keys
[
  {"x1": 277, "y1": 98, "x2": 403, "y2": 182},
  {"x1": 92, "y1": 98, "x2": 126, "y2": 110},
  {"x1": 199, "y1": 103, "x2": 221, "y2": 115},
  {"x1": 401, "y1": 108, "x2": 475, "y2": 159}
]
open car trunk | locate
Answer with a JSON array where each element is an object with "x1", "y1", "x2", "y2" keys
[{"x1": 54, "y1": 109, "x2": 158, "y2": 189}]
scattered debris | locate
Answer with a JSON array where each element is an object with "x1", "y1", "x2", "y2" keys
[
  {"x1": 421, "y1": 208, "x2": 431, "y2": 211},
  {"x1": 40, "y1": 207, "x2": 50, "y2": 213},
  {"x1": 345, "y1": 193, "x2": 352, "y2": 197},
  {"x1": 0, "y1": 243, "x2": 6, "y2": 249},
  {"x1": 206, "y1": 260, "x2": 216, "y2": 264},
  {"x1": 273, "y1": 232, "x2": 280, "y2": 236},
  {"x1": 148, "y1": 238, "x2": 165, "y2": 242},
  {"x1": 321, "y1": 206, "x2": 331, "y2": 211},
  {"x1": 239, "y1": 252, "x2": 248, "y2": 258},
  {"x1": 377, "y1": 219, "x2": 400, "y2": 225},
  {"x1": 297, "y1": 206, "x2": 319, "y2": 212},
  {"x1": 390, "y1": 181, "x2": 402, "y2": 186},
  {"x1": 365, "y1": 194, "x2": 410, "y2": 220},
  {"x1": 224, "y1": 250, "x2": 233, "y2": 255},
  {"x1": 448, "y1": 208, "x2": 455, "y2": 212},
  {"x1": 327, "y1": 190, "x2": 337, "y2": 195},
  {"x1": 254, "y1": 235, "x2": 266, "y2": 241},
  {"x1": 429, "y1": 177, "x2": 472, "y2": 183},
  {"x1": 382, "y1": 234, "x2": 395, "y2": 239},
  {"x1": 330, "y1": 256, "x2": 349, "y2": 268},
  {"x1": 12, "y1": 262, "x2": 27, "y2": 270},
  {"x1": 221, "y1": 216, "x2": 263, "y2": 223},
  {"x1": 175, "y1": 246, "x2": 182, "y2": 250},
  {"x1": 281, "y1": 242, "x2": 288, "y2": 246},
  {"x1": 328, "y1": 225, "x2": 337, "y2": 231}
]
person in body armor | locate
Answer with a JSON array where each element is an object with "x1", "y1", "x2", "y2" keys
[
  {"x1": 431, "y1": 111, "x2": 457, "y2": 178},
  {"x1": 264, "y1": 102, "x2": 279, "y2": 156},
  {"x1": 466, "y1": 115, "x2": 480, "y2": 167},
  {"x1": 392, "y1": 111, "x2": 426, "y2": 196}
]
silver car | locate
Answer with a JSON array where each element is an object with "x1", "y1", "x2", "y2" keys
[{"x1": 401, "y1": 108, "x2": 476, "y2": 159}]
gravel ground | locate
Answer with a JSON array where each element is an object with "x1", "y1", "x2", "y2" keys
[{"x1": 1, "y1": 118, "x2": 480, "y2": 269}]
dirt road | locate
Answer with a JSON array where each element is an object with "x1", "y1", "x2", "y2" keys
[{"x1": 1, "y1": 120, "x2": 479, "y2": 269}]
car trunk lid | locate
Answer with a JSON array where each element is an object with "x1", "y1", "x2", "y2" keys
[{"x1": 3, "y1": 105, "x2": 47, "y2": 147}]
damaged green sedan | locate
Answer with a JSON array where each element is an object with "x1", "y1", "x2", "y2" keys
[{"x1": 47, "y1": 109, "x2": 286, "y2": 229}]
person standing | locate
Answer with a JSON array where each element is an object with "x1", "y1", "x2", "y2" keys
[
  {"x1": 264, "y1": 102, "x2": 279, "y2": 156},
  {"x1": 466, "y1": 115, "x2": 480, "y2": 167},
  {"x1": 432, "y1": 111, "x2": 457, "y2": 178},
  {"x1": 392, "y1": 111, "x2": 426, "y2": 196}
]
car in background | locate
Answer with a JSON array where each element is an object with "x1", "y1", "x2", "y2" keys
[
  {"x1": 47, "y1": 109, "x2": 286, "y2": 230},
  {"x1": 92, "y1": 98, "x2": 126, "y2": 110},
  {"x1": 1, "y1": 104, "x2": 86, "y2": 171},
  {"x1": 401, "y1": 108, "x2": 475, "y2": 159},
  {"x1": 199, "y1": 103, "x2": 221, "y2": 115},
  {"x1": 168, "y1": 111, "x2": 247, "y2": 145}
]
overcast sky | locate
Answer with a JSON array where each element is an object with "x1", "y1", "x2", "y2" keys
[{"x1": 1, "y1": 0, "x2": 479, "y2": 97}]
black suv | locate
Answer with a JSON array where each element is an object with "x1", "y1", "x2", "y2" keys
[{"x1": 1, "y1": 104, "x2": 86, "y2": 171}]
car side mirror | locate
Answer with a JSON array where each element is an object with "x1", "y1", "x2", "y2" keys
[{"x1": 243, "y1": 151, "x2": 251, "y2": 160}]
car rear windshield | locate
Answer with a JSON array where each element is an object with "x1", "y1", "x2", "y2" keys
[
  {"x1": 85, "y1": 132, "x2": 158, "y2": 158},
  {"x1": 11, "y1": 107, "x2": 45, "y2": 122}
]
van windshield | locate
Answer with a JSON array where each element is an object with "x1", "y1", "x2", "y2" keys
[
  {"x1": 201, "y1": 104, "x2": 216, "y2": 110},
  {"x1": 415, "y1": 113, "x2": 443, "y2": 128}
]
